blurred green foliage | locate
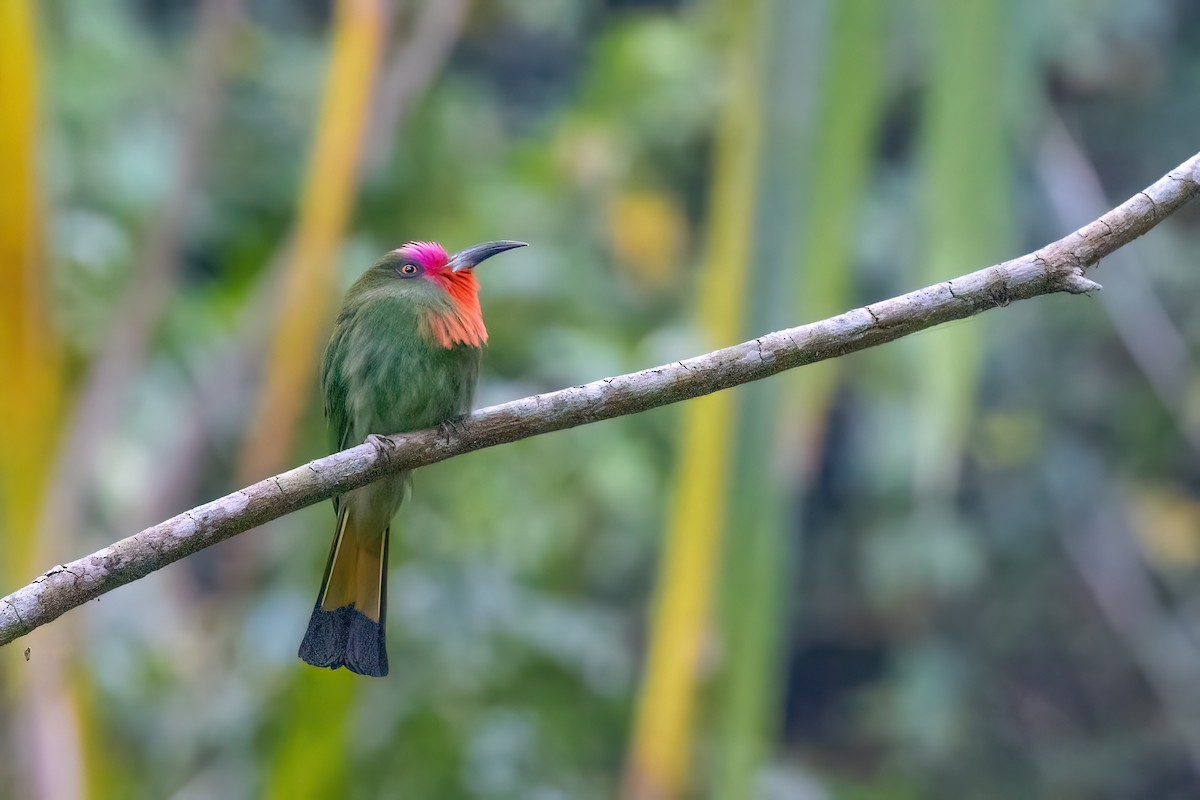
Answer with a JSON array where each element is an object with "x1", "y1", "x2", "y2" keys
[{"x1": 2, "y1": 0, "x2": 1200, "y2": 798}]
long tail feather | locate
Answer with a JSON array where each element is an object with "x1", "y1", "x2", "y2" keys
[{"x1": 298, "y1": 505, "x2": 390, "y2": 677}]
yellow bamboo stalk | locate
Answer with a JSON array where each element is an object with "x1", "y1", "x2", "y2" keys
[
  {"x1": 237, "y1": 0, "x2": 387, "y2": 482},
  {"x1": 0, "y1": 0, "x2": 61, "y2": 583},
  {"x1": 0, "y1": 7, "x2": 89, "y2": 800},
  {"x1": 622, "y1": 4, "x2": 764, "y2": 797}
]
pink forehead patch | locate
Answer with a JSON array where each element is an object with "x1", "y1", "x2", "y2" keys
[{"x1": 395, "y1": 241, "x2": 449, "y2": 269}]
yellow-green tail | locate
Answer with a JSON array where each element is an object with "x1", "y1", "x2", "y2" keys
[{"x1": 298, "y1": 505, "x2": 390, "y2": 677}]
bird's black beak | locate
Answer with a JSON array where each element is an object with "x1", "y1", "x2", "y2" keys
[{"x1": 449, "y1": 240, "x2": 528, "y2": 272}]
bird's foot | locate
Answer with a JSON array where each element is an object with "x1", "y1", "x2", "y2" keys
[
  {"x1": 365, "y1": 433, "x2": 396, "y2": 462},
  {"x1": 438, "y1": 415, "x2": 469, "y2": 445}
]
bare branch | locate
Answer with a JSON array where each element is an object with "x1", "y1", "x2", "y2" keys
[
  {"x1": 1037, "y1": 115, "x2": 1200, "y2": 449},
  {"x1": 1, "y1": 150, "x2": 1198, "y2": 647}
]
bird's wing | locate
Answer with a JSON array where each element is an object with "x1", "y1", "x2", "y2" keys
[
  {"x1": 322, "y1": 316, "x2": 353, "y2": 451},
  {"x1": 322, "y1": 313, "x2": 354, "y2": 513}
]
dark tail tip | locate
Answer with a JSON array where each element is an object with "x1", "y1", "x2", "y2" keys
[{"x1": 298, "y1": 604, "x2": 388, "y2": 677}]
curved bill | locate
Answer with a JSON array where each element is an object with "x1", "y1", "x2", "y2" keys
[{"x1": 449, "y1": 240, "x2": 528, "y2": 272}]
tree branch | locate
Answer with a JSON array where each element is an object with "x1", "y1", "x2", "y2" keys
[{"x1": 2, "y1": 151, "x2": 1197, "y2": 648}]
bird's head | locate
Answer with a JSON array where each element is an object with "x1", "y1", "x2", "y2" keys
[
  {"x1": 389, "y1": 239, "x2": 527, "y2": 277},
  {"x1": 364, "y1": 239, "x2": 527, "y2": 348}
]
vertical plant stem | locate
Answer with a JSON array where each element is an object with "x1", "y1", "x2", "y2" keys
[
  {"x1": 787, "y1": 0, "x2": 887, "y2": 434},
  {"x1": 0, "y1": 0, "x2": 59, "y2": 591},
  {"x1": 363, "y1": 0, "x2": 470, "y2": 169},
  {"x1": 0, "y1": 5, "x2": 83, "y2": 799},
  {"x1": 912, "y1": 0, "x2": 1013, "y2": 499},
  {"x1": 713, "y1": 2, "x2": 816, "y2": 796},
  {"x1": 621, "y1": 1, "x2": 765, "y2": 797}
]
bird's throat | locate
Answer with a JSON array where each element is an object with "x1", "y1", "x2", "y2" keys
[{"x1": 421, "y1": 271, "x2": 487, "y2": 348}]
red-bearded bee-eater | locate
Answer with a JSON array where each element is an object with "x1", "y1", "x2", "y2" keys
[{"x1": 298, "y1": 239, "x2": 527, "y2": 677}]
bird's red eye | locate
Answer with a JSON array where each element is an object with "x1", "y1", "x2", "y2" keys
[{"x1": 399, "y1": 263, "x2": 418, "y2": 276}]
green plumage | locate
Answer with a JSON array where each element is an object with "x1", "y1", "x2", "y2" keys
[
  {"x1": 322, "y1": 264, "x2": 481, "y2": 454},
  {"x1": 298, "y1": 254, "x2": 482, "y2": 677}
]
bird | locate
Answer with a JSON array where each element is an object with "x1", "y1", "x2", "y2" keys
[{"x1": 298, "y1": 239, "x2": 527, "y2": 676}]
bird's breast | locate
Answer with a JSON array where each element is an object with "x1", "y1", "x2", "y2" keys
[{"x1": 338, "y1": 301, "x2": 481, "y2": 440}]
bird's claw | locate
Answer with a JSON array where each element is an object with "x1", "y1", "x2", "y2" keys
[
  {"x1": 438, "y1": 415, "x2": 468, "y2": 444},
  {"x1": 365, "y1": 433, "x2": 395, "y2": 461}
]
